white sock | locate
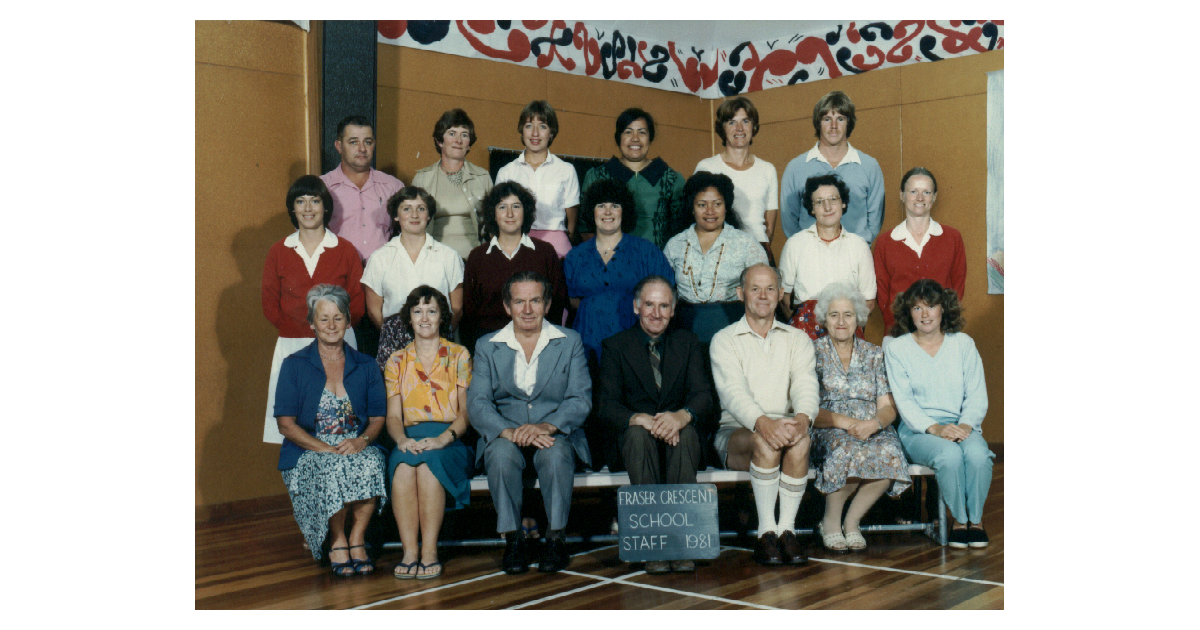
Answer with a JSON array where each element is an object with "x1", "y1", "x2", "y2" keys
[
  {"x1": 749, "y1": 463, "x2": 780, "y2": 535},
  {"x1": 776, "y1": 473, "x2": 807, "y2": 534}
]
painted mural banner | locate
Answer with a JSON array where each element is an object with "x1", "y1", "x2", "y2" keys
[{"x1": 377, "y1": 20, "x2": 1003, "y2": 98}]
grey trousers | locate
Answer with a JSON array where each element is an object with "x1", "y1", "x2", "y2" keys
[
  {"x1": 483, "y1": 437, "x2": 576, "y2": 533},
  {"x1": 620, "y1": 424, "x2": 702, "y2": 486}
]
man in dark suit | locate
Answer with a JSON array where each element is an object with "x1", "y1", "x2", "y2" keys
[
  {"x1": 597, "y1": 275, "x2": 715, "y2": 573},
  {"x1": 468, "y1": 270, "x2": 592, "y2": 575}
]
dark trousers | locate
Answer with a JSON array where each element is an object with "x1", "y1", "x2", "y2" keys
[{"x1": 619, "y1": 423, "x2": 702, "y2": 485}]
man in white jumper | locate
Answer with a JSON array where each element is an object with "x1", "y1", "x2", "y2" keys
[{"x1": 710, "y1": 263, "x2": 819, "y2": 565}]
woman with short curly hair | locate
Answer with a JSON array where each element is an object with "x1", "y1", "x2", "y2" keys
[
  {"x1": 885, "y1": 278, "x2": 992, "y2": 549},
  {"x1": 460, "y1": 181, "x2": 567, "y2": 353}
]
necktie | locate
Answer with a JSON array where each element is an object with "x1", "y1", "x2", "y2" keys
[{"x1": 648, "y1": 338, "x2": 662, "y2": 390}]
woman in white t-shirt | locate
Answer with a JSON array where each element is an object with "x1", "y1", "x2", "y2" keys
[
  {"x1": 494, "y1": 100, "x2": 580, "y2": 259},
  {"x1": 694, "y1": 96, "x2": 779, "y2": 264}
]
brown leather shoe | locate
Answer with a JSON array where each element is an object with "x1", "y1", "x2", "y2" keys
[
  {"x1": 777, "y1": 530, "x2": 808, "y2": 565},
  {"x1": 670, "y1": 560, "x2": 695, "y2": 572},
  {"x1": 753, "y1": 531, "x2": 785, "y2": 565},
  {"x1": 645, "y1": 560, "x2": 671, "y2": 574}
]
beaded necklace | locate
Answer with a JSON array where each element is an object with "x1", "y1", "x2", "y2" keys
[{"x1": 681, "y1": 240, "x2": 726, "y2": 303}]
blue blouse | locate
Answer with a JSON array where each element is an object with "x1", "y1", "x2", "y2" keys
[{"x1": 564, "y1": 235, "x2": 675, "y2": 362}]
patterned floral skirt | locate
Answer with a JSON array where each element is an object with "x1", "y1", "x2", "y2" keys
[
  {"x1": 811, "y1": 425, "x2": 912, "y2": 497},
  {"x1": 280, "y1": 433, "x2": 387, "y2": 560},
  {"x1": 376, "y1": 313, "x2": 414, "y2": 371},
  {"x1": 789, "y1": 300, "x2": 865, "y2": 341}
]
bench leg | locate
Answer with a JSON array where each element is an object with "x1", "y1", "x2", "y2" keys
[{"x1": 937, "y1": 495, "x2": 948, "y2": 546}]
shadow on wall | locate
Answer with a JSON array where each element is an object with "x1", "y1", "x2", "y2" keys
[{"x1": 198, "y1": 161, "x2": 309, "y2": 507}]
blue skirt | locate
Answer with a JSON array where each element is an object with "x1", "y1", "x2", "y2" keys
[{"x1": 386, "y1": 422, "x2": 474, "y2": 510}]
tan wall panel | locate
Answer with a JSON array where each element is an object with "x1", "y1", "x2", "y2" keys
[
  {"x1": 900, "y1": 50, "x2": 1003, "y2": 104},
  {"x1": 548, "y1": 71, "x2": 711, "y2": 132},
  {"x1": 899, "y1": 94, "x2": 1003, "y2": 443},
  {"x1": 196, "y1": 20, "x2": 305, "y2": 76},
  {"x1": 395, "y1": 46, "x2": 549, "y2": 107},
  {"x1": 196, "y1": 23, "x2": 312, "y2": 508}
]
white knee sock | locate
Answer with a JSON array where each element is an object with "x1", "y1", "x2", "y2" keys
[
  {"x1": 776, "y1": 473, "x2": 807, "y2": 534},
  {"x1": 749, "y1": 463, "x2": 780, "y2": 535}
]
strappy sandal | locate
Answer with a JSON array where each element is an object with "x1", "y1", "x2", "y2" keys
[
  {"x1": 393, "y1": 561, "x2": 418, "y2": 579},
  {"x1": 843, "y1": 530, "x2": 867, "y2": 551},
  {"x1": 329, "y1": 546, "x2": 355, "y2": 577},
  {"x1": 349, "y1": 544, "x2": 374, "y2": 575},
  {"x1": 818, "y1": 522, "x2": 848, "y2": 553},
  {"x1": 416, "y1": 561, "x2": 443, "y2": 580},
  {"x1": 522, "y1": 517, "x2": 540, "y2": 540}
]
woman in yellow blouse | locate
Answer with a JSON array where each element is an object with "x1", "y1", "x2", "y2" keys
[{"x1": 384, "y1": 285, "x2": 473, "y2": 580}]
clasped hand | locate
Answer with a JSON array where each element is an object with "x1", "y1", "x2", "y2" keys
[
  {"x1": 930, "y1": 423, "x2": 971, "y2": 442},
  {"x1": 846, "y1": 419, "x2": 881, "y2": 441},
  {"x1": 330, "y1": 435, "x2": 368, "y2": 455},
  {"x1": 396, "y1": 435, "x2": 446, "y2": 454},
  {"x1": 632, "y1": 411, "x2": 688, "y2": 446},
  {"x1": 755, "y1": 415, "x2": 809, "y2": 451},
  {"x1": 502, "y1": 423, "x2": 556, "y2": 449}
]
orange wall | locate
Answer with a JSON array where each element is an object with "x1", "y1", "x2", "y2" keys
[{"x1": 195, "y1": 19, "x2": 1003, "y2": 512}]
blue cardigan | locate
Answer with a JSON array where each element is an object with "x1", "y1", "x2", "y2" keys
[{"x1": 273, "y1": 340, "x2": 387, "y2": 470}]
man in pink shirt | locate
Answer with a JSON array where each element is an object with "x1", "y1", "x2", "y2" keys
[{"x1": 320, "y1": 115, "x2": 404, "y2": 265}]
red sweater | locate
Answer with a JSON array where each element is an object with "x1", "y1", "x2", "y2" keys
[
  {"x1": 461, "y1": 238, "x2": 567, "y2": 346},
  {"x1": 873, "y1": 224, "x2": 966, "y2": 331},
  {"x1": 262, "y1": 235, "x2": 365, "y2": 337}
]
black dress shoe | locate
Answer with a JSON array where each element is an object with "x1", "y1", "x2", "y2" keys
[
  {"x1": 948, "y1": 528, "x2": 969, "y2": 549},
  {"x1": 777, "y1": 530, "x2": 808, "y2": 565},
  {"x1": 503, "y1": 535, "x2": 529, "y2": 574},
  {"x1": 753, "y1": 531, "x2": 785, "y2": 565},
  {"x1": 967, "y1": 527, "x2": 989, "y2": 549},
  {"x1": 538, "y1": 537, "x2": 570, "y2": 573}
]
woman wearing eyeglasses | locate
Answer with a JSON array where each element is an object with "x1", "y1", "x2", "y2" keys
[
  {"x1": 778, "y1": 174, "x2": 875, "y2": 340},
  {"x1": 872, "y1": 167, "x2": 966, "y2": 332}
]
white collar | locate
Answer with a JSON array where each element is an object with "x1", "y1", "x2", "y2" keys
[
  {"x1": 491, "y1": 320, "x2": 565, "y2": 358},
  {"x1": 804, "y1": 142, "x2": 862, "y2": 166},
  {"x1": 283, "y1": 229, "x2": 339, "y2": 250},
  {"x1": 803, "y1": 223, "x2": 847, "y2": 240},
  {"x1": 731, "y1": 314, "x2": 792, "y2": 339},
  {"x1": 890, "y1": 218, "x2": 943, "y2": 241},
  {"x1": 516, "y1": 151, "x2": 557, "y2": 166},
  {"x1": 485, "y1": 234, "x2": 538, "y2": 256}
]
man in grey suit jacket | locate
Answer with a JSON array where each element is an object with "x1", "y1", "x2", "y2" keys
[{"x1": 468, "y1": 270, "x2": 591, "y2": 574}]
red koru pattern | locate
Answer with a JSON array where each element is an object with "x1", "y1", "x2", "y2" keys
[{"x1": 377, "y1": 20, "x2": 1003, "y2": 97}]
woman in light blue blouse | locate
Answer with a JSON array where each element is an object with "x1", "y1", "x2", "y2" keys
[
  {"x1": 884, "y1": 279, "x2": 992, "y2": 549},
  {"x1": 565, "y1": 179, "x2": 675, "y2": 365},
  {"x1": 662, "y1": 171, "x2": 767, "y2": 343}
]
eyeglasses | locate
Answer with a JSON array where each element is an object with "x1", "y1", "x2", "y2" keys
[{"x1": 812, "y1": 197, "x2": 842, "y2": 208}]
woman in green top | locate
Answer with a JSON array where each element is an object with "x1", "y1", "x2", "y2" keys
[{"x1": 580, "y1": 108, "x2": 686, "y2": 248}]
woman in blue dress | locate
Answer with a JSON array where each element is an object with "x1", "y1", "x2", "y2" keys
[
  {"x1": 565, "y1": 178, "x2": 675, "y2": 365},
  {"x1": 565, "y1": 178, "x2": 674, "y2": 470}
]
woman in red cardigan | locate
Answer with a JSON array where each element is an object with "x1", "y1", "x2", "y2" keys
[
  {"x1": 262, "y1": 175, "x2": 366, "y2": 444},
  {"x1": 872, "y1": 167, "x2": 966, "y2": 332}
]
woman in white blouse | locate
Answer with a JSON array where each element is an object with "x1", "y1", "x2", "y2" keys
[
  {"x1": 694, "y1": 96, "x2": 779, "y2": 263},
  {"x1": 363, "y1": 187, "x2": 464, "y2": 370},
  {"x1": 494, "y1": 100, "x2": 579, "y2": 259},
  {"x1": 662, "y1": 171, "x2": 767, "y2": 343},
  {"x1": 778, "y1": 173, "x2": 876, "y2": 340}
]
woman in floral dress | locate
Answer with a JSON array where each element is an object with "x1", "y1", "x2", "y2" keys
[
  {"x1": 383, "y1": 286, "x2": 474, "y2": 580},
  {"x1": 809, "y1": 282, "x2": 910, "y2": 553}
]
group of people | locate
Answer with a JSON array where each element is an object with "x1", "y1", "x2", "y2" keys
[{"x1": 259, "y1": 92, "x2": 993, "y2": 580}]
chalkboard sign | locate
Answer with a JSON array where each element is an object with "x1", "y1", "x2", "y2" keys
[{"x1": 616, "y1": 484, "x2": 720, "y2": 562}]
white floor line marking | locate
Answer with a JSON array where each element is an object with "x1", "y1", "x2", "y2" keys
[
  {"x1": 722, "y1": 545, "x2": 1005, "y2": 587},
  {"x1": 350, "y1": 570, "x2": 506, "y2": 610},
  {"x1": 353, "y1": 545, "x2": 619, "y2": 610},
  {"x1": 507, "y1": 578, "x2": 610, "y2": 609},
  {"x1": 507, "y1": 568, "x2": 780, "y2": 610}
]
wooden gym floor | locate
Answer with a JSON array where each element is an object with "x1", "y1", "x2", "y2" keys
[{"x1": 196, "y1": 461, "x2": 1002, "y2": 609}]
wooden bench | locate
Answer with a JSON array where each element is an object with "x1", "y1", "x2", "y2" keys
[{"x1": 382, "y1": 464, "x2": 948, "y2": 549}]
